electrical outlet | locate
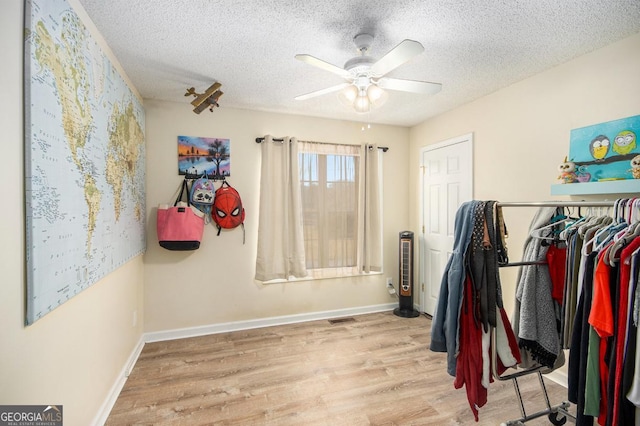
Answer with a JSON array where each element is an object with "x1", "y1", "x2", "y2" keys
[{"x1": 386, "y1": 277, "x2": 396, "y2": 295}]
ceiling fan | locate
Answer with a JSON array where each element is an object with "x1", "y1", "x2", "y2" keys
[{"x1": 295, "y1": 33, "x2": 442, "y2": 113}]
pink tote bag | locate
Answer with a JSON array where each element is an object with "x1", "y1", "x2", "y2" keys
[{"x1": 157, "y1": 179, "x2": 205, "y2": 250}]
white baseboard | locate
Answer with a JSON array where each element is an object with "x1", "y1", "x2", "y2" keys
[
  {"x1": 144, "y1": 303, "x2": 397, "y2": 343},
  {"x1": 92, "y1": 336, "x2": 145, "y2": 426},
  {"x1": 542, "y1": 349, "x2": 569, "y2": 388},
  {"x1": 544, "y1": 368, "x2": 568, "y2": 388}
]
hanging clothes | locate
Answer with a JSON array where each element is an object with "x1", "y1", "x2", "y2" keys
[
  {"x1": 468, "y1": 201, "x2": 502, "y2": 332},
  {"x1": 430, "y1": 200, "x2": 478, "y2": 376},
  {"x1": 610, "y1": 238, "x2": 640, "y2": 425},
  {"x1": 512, "y1": 207, "x2": 566, "y2": 370},
  {"x1": 431, "y1": 199, "x2": 640, "y2": 425},
  {"x1": 454, "y1": 275, "x2": 488, "y2": 421},
  {"x1": 557, "y1": 200, "x2": 640, "y2": 426},
  {"x1": 567, "y1": 249, "x2": 597, "y2": 425},
  {"x1": 429, "y1": 200, "x2": 640, "y2": 424},
  {"x1": 561, "y1": 223, "x2": 586, "y2": 349},
  {"x1": 430, "y1": 200, "x2": 520, "y2": 422},
  {"x1": 547, "y1": 243, "x2": 568, "y2": 305},
  {"x1": 626, "y1": 249, "x2": 640, "y2": 416}
]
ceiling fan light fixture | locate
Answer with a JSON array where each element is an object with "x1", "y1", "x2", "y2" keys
[
  {"x1": 338, "y1": 84, "x2": 359, "y2": 106},
  {"x1": 367, "y1": 84, "x2": 388, "y2": 107},
  {"x1": 339, "y1": 83, "x2": 387, "y2": 113},
  {"x1": 354, "y1": 90, "x2": 371, "y2": 113},
  {"x1": 295, "y1": 34, "x2": 440, "y2": 113}
]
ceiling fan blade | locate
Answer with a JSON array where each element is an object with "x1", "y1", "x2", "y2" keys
[
  {"x1": 295, "y1": 54, "x2": 352, "y2": 78},
  {"x1": 370, "y1": 39, "x2": 424, "y2": 77},
  {"x1": 295, "y1": 82, "x2": 351, "y2": 101},
  {"x1": 377, "y1": 77, "x2": 442, "y2": 95}
]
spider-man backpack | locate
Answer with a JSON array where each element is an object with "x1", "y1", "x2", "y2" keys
[{"x1": 212, "y1": 180, "x2": 245, "y2": 243}]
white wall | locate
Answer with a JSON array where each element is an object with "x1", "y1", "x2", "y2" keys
[
  {"x1": 0, "y1": 1, "x2": 145, "y2": 425},
  {"x1": 143, "y1": 101, "x2": 410, "y2": 332},
  {"x1": 409, "y1": 32, "x2": 640, "y2": 315}
]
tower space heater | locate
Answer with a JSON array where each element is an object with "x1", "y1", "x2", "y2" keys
[{"x1": 393, "y1": 231, "x2": 420, "y2": 318}]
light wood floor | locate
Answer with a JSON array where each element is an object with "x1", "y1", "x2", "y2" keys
[{"x1": 106, "y1": 311, "x2": 571, "y2": 425}]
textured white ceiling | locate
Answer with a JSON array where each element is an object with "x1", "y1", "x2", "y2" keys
[{"x1": 77, "y1": 0, "x2": 640, "y2": 127}]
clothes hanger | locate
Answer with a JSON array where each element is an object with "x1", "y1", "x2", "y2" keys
[
  {"x1": 585, "y1": 199, "x2": 629, "y2": 255},
  {"x1": 614, "y1": 198, "x2": 630, "y2": 224},
  {"x1": 580, "y1": 215, "x2": 614, "y2": 255},
  {"x1": 591, "y1": 200, "x2": 627, "y2": 248},
  {"x1": 591, "y1": 221, "x2": 626, "y2": 252},
  {"x1": 578, "y1": 215, "x2": 610, "y2": 237},
  {"x1": 631, "y1": 199, "x2": 640, "y2": 223},
  {"x1": 625, "y1": 198, "x2": 638, "y2": 223},
  {"x1": 565, "y1": 205, "x2": 582, "y2": 221},
  {"x1": 529, "y1": 217, "x2": 574, "y2": 241},
  {"x1": 632, "y1": 198, "x2": 640, "y2": 224},
  {"x1": 559, "y1": 216, "x2": 588, "y2": 240},
  {"x1": 606, "y1": 225, "x2": 637, "y2": 265},
  {"x1": 607, "y1": 201, "x2": 640, "y2": 265}
]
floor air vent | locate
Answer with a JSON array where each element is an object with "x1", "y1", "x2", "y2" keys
[{"x1": 328, "y1": 317, "x2": 355, "y2": 325}]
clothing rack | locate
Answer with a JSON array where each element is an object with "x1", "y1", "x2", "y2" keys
[
  {"x1": 498, "y1": 201, "x2": 615, "y2": 269},
  {"x1": 493, "y1": 200, "x2": 618, "y2": 426},
  {"x1": 254, "y1": 137, "x2": 389, "y2": 152},
  {"x1": 497, "y1": 200, "x2": 615, "y2": 207}
]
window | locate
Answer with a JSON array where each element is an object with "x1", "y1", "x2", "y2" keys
[
  {"x1": 254, "y1": 136, "x2": 382, "y2": 282},
  {"x1": 299, "y1": 144, "x2": 360, "y2": 275}
]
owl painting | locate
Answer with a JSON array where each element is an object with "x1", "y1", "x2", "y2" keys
[
  {"x1": 589, "y1": 135, "x2": 610, "y2": 160},
  {"x1": 613, "y1": 130, "x2": 637, "y2": 155}
]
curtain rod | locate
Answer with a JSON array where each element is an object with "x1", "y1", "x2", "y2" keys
[
  {"x1": 255, "y1": 137, "x2": 388, "y2": 152},
  {"x1": 497, "y1": 201, "x2": 615, "y2": 207}
]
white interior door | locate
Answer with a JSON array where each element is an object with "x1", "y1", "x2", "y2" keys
[{"x1": 420, "y1": 134, "x2": 473, "y2": 316}]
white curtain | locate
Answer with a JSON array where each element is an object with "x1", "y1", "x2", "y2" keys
[
  {"x1": 254, "y1": 135, "x2": 307, "y2": 281},
  {"x1": 358, "y1": 143, "x2": 382, "y2": 273}
]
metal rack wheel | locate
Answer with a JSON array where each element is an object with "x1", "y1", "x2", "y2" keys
[{"x1": 548, "y1": 412, "x2": 567, "y2": 425}]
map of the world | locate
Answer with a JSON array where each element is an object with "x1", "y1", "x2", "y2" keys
[{"x1": 24, "y1": 0, "x2": 146, "y2": 324}]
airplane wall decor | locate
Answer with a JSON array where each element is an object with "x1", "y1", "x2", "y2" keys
[{"x1": 185, "y1": 82, "x2": 224, "y2": 114}]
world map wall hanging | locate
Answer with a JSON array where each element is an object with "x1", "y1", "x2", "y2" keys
[{"x1": 24, "y1": 0, "x2": 146, "y2": 324}]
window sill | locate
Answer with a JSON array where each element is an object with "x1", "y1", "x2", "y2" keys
[{"x1": 259, "y1": 270, "x2": 383, "y2": 285}]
